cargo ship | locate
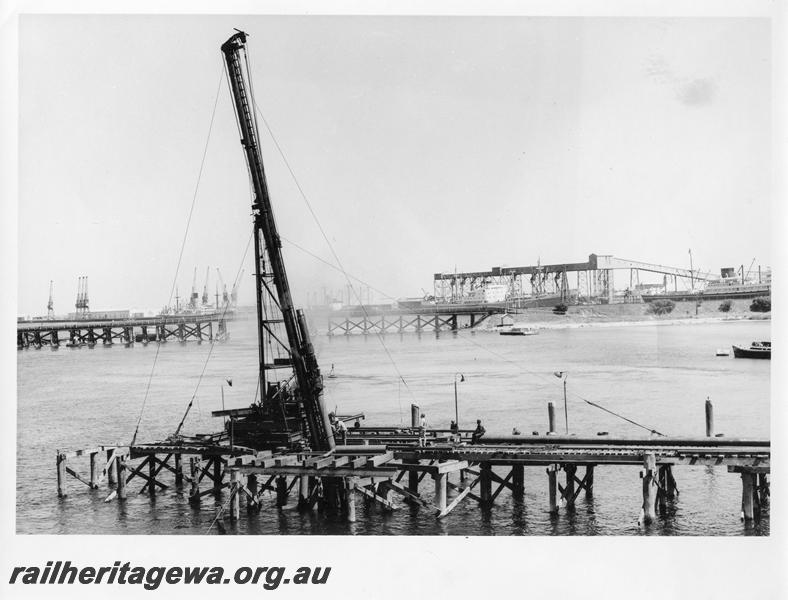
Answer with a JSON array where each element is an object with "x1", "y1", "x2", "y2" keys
[{"x1": 642, "y1": 269, "x2": 771, "y2": 303}]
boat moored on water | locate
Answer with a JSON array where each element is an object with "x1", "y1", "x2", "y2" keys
[
  {"x1": 500, "y1": 325, "x2": 539, "y2": 336},
  {"x1": 732, "y1": 341, "x2": 771, "y2": 359}
]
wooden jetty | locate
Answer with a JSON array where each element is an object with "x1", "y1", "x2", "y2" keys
[
  {"x1": 18, "y1": 313, "x2": 228, "y2": 349},
  {"x1": 326, "y1": 305, "x2": 501, "y2": 335},
  {"x1": 56, "y1": 402, "x2": 770, "y2": 527}
]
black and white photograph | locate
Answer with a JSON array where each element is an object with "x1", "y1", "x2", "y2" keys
[{"x1": 1, "y1": 1, "x2": 785, "y2": 598}]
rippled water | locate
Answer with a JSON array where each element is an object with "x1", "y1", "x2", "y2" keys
[{"x1": 17, "y1": 316, "x2": 770, "y2": 535}]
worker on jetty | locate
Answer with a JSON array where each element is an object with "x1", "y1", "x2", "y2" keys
[
  {"x1": 472, "y1": 419, "x2": 486, "y2": 444},
  {"x1": 419, "y1": 413, "x2": 427, "y2": 447},
  {"x1": 328, "y1": 412, "x2": 347, "y2": 445},
  {"x1": 450, "y1": 420, "x2": 459, "y2": 443}
]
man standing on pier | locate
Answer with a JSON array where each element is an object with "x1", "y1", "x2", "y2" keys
[
  {"x1": 472, "y1": 419, "x2": 486, "y2": 444},
  {"x1": 328, "y1": 412, "x2": 347, "y2": 445}
]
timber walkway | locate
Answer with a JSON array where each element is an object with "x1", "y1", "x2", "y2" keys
[{"x1": 55, "y1": 429, "x2": 770, "y2": 527}]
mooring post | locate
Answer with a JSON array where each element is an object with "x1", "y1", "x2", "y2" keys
[
  {"x1": 547, "y1": 465, "x2": 558, "y2": 514},
  {"x1": 411, "y1": 404, "x2": 420, "y2": 428},
  {"x1": 229, "y1": 469, "x2": 239, "y2": 521},
  {"x1": 480, "y1": 463, "x2": 493, "y2": 505},
  {"x1": 641, "y1": 453, "x2": 657, "y2": 525},
  {"x1": 189, "y1": 458, "x2": 200, "y2": 504},
  {"x1": 89, "y1": 451, "x2": 99, "y2": 489},
  {"x1": 664, "y1": 465, "x2": 676, "y2": 499},
  {"x1": 346, "y1": 478, "x2": 357, "y2": 523},
  {"x1": 247, "y1": 474, "x2": 259, "y2": 510},
  {"x1": 741, "y1": 471, "x2": 756, "y2": 521},
  {"x1": 148, "y1": 455, "x2": 157, "y2": 495},
  {"x1": 564, "y1": 464, "x2": 576, "y2": 509},
  {"x1": 705, "y1": 399, "x2": 714, "y2": 437},
  {"x1": 547, "y1": 402, "x2": 556, "y2": 435},
  {"x1": 106, "y1": 449, "x2": 116, "y2": 486},
  {"x1": 297, "y1": 475, "x2": 309, "y2": 509},
  {"x1": 57, "y1": 453, "x2": 67, "y2": 498},
  {"x1": 276, "y1": 476, "x2": 288, "y2": 508},
  {"x1": 758, "y1": 473, "x2": 769, "y2": 506},
  {"x1": 657, "y1": 466, "x2": 668, "y2": 513},
  {"x1": 174, "y1": 454, "x2": 183, "y2": 487},
  {"x1": 213, "y1": 459, "x2": 223, "y2": 493},
  {"x1": 408, "y1": 462, "x2": 419, "y2": 498},
  {"x1": 434, "y1": 472, "x2": 447, "y2": 513},
  {"x1": 584, "y1": 465, "x2": 594, "y2": 499},
  {"x1": 511, "y1": 465, "x2": 525, "y2": 499},
  {"x1": 117, "y1": 454, "x2": 127, "y2": 500}
]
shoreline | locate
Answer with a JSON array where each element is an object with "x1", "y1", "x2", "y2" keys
[
  {"x1": 487, "y1": 314, "x2": 770, "y2": 332},
  {"x1": 481, "y1": 299, "x2": 771, "y2": 332}
]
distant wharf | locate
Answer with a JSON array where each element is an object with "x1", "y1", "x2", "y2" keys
[{"x1": 17, "y1": 312, "x2": 229, "y2": 349}]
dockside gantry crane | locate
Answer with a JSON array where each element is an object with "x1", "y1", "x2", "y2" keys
[
  {"x1": 215, "y1": 31, "x2": 334, "y2": 452},
  {"x1": 189, "y1": 267, "x2": 199, "y2": 310},
  {"x1": 230, "y1": 269, "x2": 243, "y2": 308},
  {"x1": 201, "y1": 267, "x2": 210, "y2": 307},
  {"x1": 75, "y1": 276, "x2": 89, "y2": 318},
  {"x1": 47, "y1": 280, "x2": 54, "y2": 319},
  {"x1": 216, "y1": 268, "x2": 229, "y2": 307}
]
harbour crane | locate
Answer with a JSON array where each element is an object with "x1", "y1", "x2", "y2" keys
[
  {"x1": 230, "y1": 269, "x2": 243, "y2": 307},
  {"x1": 744, "y1": 258, "x2": 757, "y2": 282},
  {"x1": 216, "y1": 268, "x2": 229, "y2": 306},
  {"x1": 201, "y1": 266, "x2": 210, "y2": 306},
  {"x1": 47, "y1": 281, "x2": 54, "y2": 319},
  {"x1": 75, "y1": 276, "x2": 89, "y2": 318},
  {"x1": 189, "y1": 267, "x2": 198, "y2": 310},
  {"x1": 214, "y1": 30, "x2": 334, "y2": 452}
]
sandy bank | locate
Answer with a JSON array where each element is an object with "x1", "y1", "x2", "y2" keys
[{"x1": 480, "y1": 299, "x2": 770, "y2": 332}]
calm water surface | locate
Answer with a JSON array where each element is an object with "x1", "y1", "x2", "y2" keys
[{"x1": 17, "y1": 317, "x2": 770, "y2": 535}]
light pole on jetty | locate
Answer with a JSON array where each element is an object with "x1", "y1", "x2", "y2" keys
[
  {"x1": 454, "y1": 373, "x2": 465, "y2": 428},
  {"x1": 554, "y1": 371, "x2": 569, "y2": 434}
]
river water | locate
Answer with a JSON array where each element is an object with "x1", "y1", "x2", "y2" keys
[{"x1": 16, "y1": 316, "x2": 770, "y2": 535}]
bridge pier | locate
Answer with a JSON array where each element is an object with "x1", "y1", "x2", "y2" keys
[
  {"x1": 511, "y1": 465, "x2": 524, "y2": 499},
  {"x1": 547, "y1": 465, "x2": 559, "y2": 514},
  {"x1": 640, "y1": 453, "x2": 658, "y2": 525}
]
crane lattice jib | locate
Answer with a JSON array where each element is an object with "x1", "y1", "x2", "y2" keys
[{"x1": 221, "y1": 31, "x2": 335, "y2": 451}]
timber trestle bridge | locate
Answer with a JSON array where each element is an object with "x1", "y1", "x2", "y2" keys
[
  {"x1": 57, "y1": 425, "x2": 770, "y2": 528},
  {"x1": 326, "y1": 305, "x2": 504, "y2": 336},
  {"x1": 18, "y1": 313, "x2": 228, "y2": 349}
]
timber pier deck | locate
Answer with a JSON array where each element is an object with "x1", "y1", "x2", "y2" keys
[
  {"x1": 18, "y1": 313, "x2": 228, "y2": 349},
  {"x1": 56, "y1": 427, "x2": 770, "y2": 528},
  {"x1": 326, "y1": 305, "x2": 504, "y2": 335}
]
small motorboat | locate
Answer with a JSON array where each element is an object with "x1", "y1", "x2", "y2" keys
[
  {"x1": 732, "y1": 341, "x2": 771, "y2": 359},
  {"x1": 500, "y1": 326, "x2": 538, "y2": 336},
  {"x1": 715, "y1": 349, "x2": 730, "y2": 357}
]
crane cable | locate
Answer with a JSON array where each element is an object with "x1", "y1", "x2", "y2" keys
[
  {"x1": 130, "y1": 67, "x2": 224, "y2": 446},
  {"x1": 248, "y1": 95, "x2": 418, "y2": 405},
  {"x1": 447, "y1": 327, "x2": 666, "y2": 436},
  {"x1": 171, "y1": 233, "x2": 254, "y2": 438}
]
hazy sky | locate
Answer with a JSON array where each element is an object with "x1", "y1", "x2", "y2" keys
[{"x1": 16, "y1": 15, "x2": 771, "y2": 315}]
